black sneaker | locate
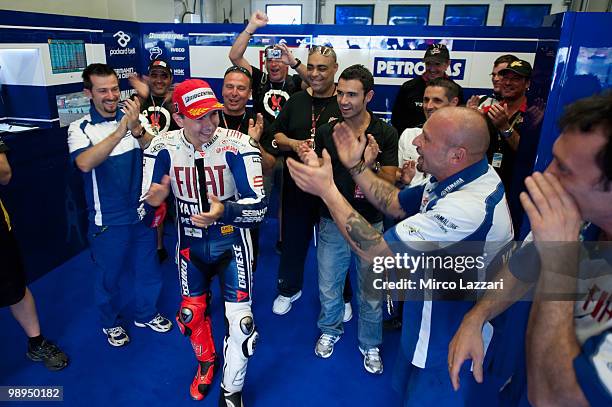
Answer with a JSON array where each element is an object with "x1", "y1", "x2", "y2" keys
[
  {"x1": 157, "y1": 247, "x2": 169, "y2": 263},
  {"x1": 26, "y1": 340, "x2": 69, "y2": 371}
]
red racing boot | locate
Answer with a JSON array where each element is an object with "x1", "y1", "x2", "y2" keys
[{"x1": 190, "y1": 356, "x2": 219, "y2": 400}]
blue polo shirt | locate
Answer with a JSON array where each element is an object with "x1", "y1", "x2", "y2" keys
[
  {"x1": 384, "y1": 158, "x2": 514, "y2": 369},
  {"x1": 67, "y1": 103, "x2": 143, "y2": 226}
]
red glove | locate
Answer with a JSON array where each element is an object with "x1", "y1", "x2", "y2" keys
[{"x1": 150, "y1": 201, "x2": 167, "y2": 228}]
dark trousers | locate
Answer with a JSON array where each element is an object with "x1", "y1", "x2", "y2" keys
[{"x1": 277, "y1": 164, "x2": 352, "y2": 301}]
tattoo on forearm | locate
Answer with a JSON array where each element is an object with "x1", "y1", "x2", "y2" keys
[
  {"x1": 345, "y1": 212, "x2": 383, "y2": 252},
  {"x1": 369, "y1": 178, "x2": 396, "y2": 210},
  {"x1": 348, "y1": 159, "x2": 367, "y2": 176}
]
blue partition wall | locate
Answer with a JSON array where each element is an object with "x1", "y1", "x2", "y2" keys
[{"x1": 2, "y1": 10, "x2": 611, "y2": 281}]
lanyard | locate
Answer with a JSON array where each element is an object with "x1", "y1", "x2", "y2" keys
[
  {"x1": 311, "y1": 102, "x2": 329, "y2": 137},
  {"x1": 220, "y1": 111, "x2": 247, "y2": 132}
]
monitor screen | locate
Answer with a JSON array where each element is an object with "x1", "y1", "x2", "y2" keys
[
  {"x1": 388, "y1": 5, "x2": 429, "y2": 26},
  {"x1": 335, "y1": 5, "x2": 375, "y2": 25},
  {"x1": 48, "y1": 39, "x2": 87, "y2": 74},
  {"x1": 56, "y1": 91, "x2": 90, "y2": 127},
  {"x1": 503, "y1": 5, "x2": 552, "y2": 27},
  {"x1": 444, "y1": 5, "x2": 489, "y2": 26}
]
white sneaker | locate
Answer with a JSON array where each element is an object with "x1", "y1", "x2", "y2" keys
[
  {"x1": 359, "y1": 346, "x2": 383, "y2": 374},
  {"x1": 343, "y1": 302, "x2": 353, "y2": 323},
  {"x1": 315, "y1": 334, "x2": 340, "y2": 358},
  {"x1": 134, "y1": 313, "x2": 173, "y2": 333},
  {"x1": 272, "y1": 291, "x2": 302, "y2": 315},
  {"x1": 102, "y1": 326, "x2": 130, "y2": 347}
]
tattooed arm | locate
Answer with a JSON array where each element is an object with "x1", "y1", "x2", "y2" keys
[
  {"x1": 331, "y1": 121, "x2": 406, "y2": 219},
  {"x1": 286, "y1": 150, "x2": 392, "y2": 263},
  {"x1": 352, "y1": 166, "x2": 406, "y2": 220}
]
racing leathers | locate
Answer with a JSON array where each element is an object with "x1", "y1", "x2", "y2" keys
[{"x1": 145, "y1": 126, "x2": 266, "y2": 401}]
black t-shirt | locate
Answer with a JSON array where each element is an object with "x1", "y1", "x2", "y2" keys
[
  {"x1": 267, "y1": 89, "x2": 341, "y2": 160},
  {"x1": 251, "y1": 65, "x2": 302, "y2": 124},
  {"x1": 391, "y1": 75, "x2": 464, "y2": 135},
  {"x1": 315, "y1": 113, "x2": 399, "y2": 224},
  {"x1": 217, "y1": 109, "x2": 257, "y2": 135},
  {"x1": 485, "y1": 107, "x2": 525, "y2": 191},
  {"x1": 139, "y1": 94, "x2": 179, "y2": 135}
]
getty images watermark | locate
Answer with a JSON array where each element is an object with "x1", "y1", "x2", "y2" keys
[
  {"x1": 364, "y1": 241, "x2": 612, "y2": 303},
  {"x1": 371, "y1": 252, "x2": 503, "y2": 291},
  {"x1": 361, "y1": 241, "x2": 511, "y2": 302}
]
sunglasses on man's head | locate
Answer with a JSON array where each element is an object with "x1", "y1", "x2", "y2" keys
[
  {"x1": 308, "y1": 45, "x2": 335, "y2": 57},
  {"x1": 224, "y1": 65, "x2": 253, "y2": 80}
]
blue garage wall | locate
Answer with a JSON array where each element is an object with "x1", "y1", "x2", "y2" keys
[{"x1": 0, "y1": 128, "x2": 88, "y2": 282}]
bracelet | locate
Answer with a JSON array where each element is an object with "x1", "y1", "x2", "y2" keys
[
  {"x1": 132, "y1": 126, "x2": 146, "y2": 139},
  {"x1": 290, "y1": 58, "x2": 301, "y2": 70},
  {"x1": 244, "y1": 29, "x2": 254, "y2": 36},
  {"x1": 348, "y1": 159, "x2": 367, "y2": 177}
]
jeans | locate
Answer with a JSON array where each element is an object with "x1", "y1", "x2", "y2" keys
[{"x1": 317, "y1": 217, "x2": 383, "y2": 350}]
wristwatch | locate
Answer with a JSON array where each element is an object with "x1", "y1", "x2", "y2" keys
[
  {"x1": 372, "y1": 161, "x2": 381, "y2": 173},
  {"x1": 500, "y1": 128, "x2": 513, "y2": 139},
  {"x1": 132, "y1": 126, "x2": 146, "y2": 139},
  {"x1": 291, "y1": 58, "x2": 301, "y2": 70}
]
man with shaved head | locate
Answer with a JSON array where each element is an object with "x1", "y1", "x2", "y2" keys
[{"x1": 286, "y1": 106, "x2": 513, "y2": 405}]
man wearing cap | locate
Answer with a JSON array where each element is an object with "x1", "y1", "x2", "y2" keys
[
  {"x1": 130, "y1": 59, "x2": 178, "y2": 263},
  {"x1": 129, "y1": 59, "x2": 179, "y2": 136},
  {"x1": 466, "y1": 54, "x2": 519, "y2": 111},
  {"x1": 391, "y1": 44, "x2": 464, "y2": 135},
  {"x1": 483, "y1": 59, "x2": 539, "y2": 235},
  {"x1": 67, "y1": 63, "x2": 172, "y2": 348},
  {"x1": 143, "y1": 79, "x2": 266, "y2": 405}
]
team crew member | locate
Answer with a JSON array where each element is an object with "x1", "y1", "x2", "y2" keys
[
  {"x1": 448, "y1": 92, "x2": 612, "y2": 407},
  {"x1": 382, "y1": 78, "x2": 461, "y2": 332},
  {"x1": 483, "y1": 59, "x2": 532, "y2": 190},
  {"x1": 270, "y1": 45, "x2": 352, "y2": 316},
  {"x1": 67, "y1": 63, "x2": 172, "y2": 347},
  {"x1": 218, "y1": 64, "x2": 274, "y2": 273},
  {"x1": 305, "y1": 64, "x2": 397, "y2": 373},
  {"x1": 129, "y1": 59, "x2": 179, "y2": 135},
  {"x1": 130, "y1": 58, "x2": 178, "y2": 263},
  {"x1": 398, "y1": 78, "x2": 460, "y2": 188},
  {"x1": 0, "y1": 142, "x2": 68, "y2": 370},
  {"x1": 286, "y1": 106, "x2": 513, "y2": 405},
  {"x1": 391, "y1": 44, "x2": 464, "y2": 135},
  {"x1": 466, "y1": 54, "x2": 518, "y2": 111},
  {"x1": 229, "y1": 10, "x2": 308, "y2": 124},
  {"x1": 143, "y1": 79, "x2": 266, "y2": 405},
  {"x1": 219, "y1": 65, "x2": 275, "y2": 173}
]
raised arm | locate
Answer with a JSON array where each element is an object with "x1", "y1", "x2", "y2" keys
[
  {"x1": 286, "y1": 150, "x2": 391, "y2": 264},
  {"x1": 69, "y1": 115, "x2": 128, "y2": 173},
  {"x1": 229, "y1": 10, "x2": 269, "y2": 73},
  {"x1": 521, "y1": 172, "x2": 588, "y2": 406},
  {"x1": 332, "y1": 122, "x2": 406, "y2": 219}
]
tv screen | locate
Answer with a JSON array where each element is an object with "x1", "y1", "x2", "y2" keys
[{"x1": 48, "y1": 39, "x2": 87, "y2": 74}]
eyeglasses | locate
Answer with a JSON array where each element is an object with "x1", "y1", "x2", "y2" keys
[
  {"x1": 224, "y1": 65, "x2": 253, "y2": 81},
  {"x1": 308, "y1": 45, "x2": 335, "y2": 57}
]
